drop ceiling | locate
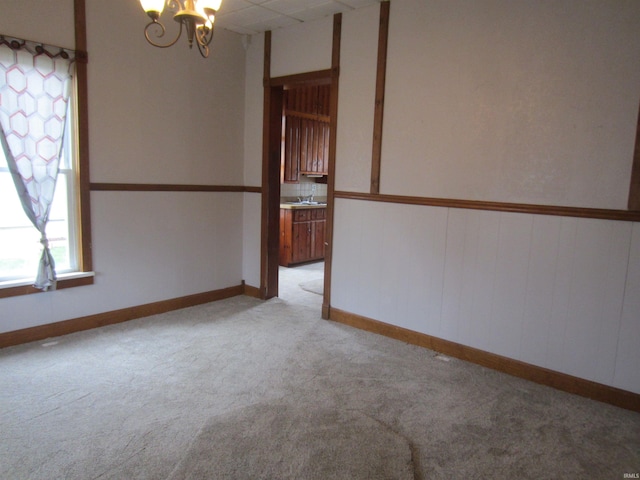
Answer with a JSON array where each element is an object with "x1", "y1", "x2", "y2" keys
[{"x1": 214, "y1": 0, "x2": 382, "y2": 35}]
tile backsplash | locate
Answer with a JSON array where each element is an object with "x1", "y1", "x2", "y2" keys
[{"x1": 281, "y1": 178, "x2": 327, "y2": 202}]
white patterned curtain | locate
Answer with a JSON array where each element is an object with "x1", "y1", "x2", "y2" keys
[{"x1": 0, "y1": 36, "x2": 76, "y2": 290}]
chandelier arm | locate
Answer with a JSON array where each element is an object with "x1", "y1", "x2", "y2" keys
[
  {"x1": 195, "y1": 37, "x2": 210, "y2": 58},
  {"x1": 144, "y1": 19, "x2": 184, "y2": 49},
  {"x1": 139, "y1": 1, "x2": 220, "y2": 56},
  {"x1": 195, "y1": 26, "x2": 214, "y2": 49}
]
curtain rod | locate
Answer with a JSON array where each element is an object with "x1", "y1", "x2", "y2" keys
[{"x1": 0, "y1": 34, "x2": 87, "y2": 63}]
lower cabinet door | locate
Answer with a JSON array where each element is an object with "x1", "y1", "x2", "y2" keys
[
  {"x1": 292, "y1": 221, "x2": 312, "y2": 264},
  {"x1": 311, "y1": 220, "x2": 326, "y2": 260}
]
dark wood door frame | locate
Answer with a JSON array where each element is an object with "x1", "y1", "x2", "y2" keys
[{"x1": 260, "y1": 15, "x2": 342, "y2": 314}]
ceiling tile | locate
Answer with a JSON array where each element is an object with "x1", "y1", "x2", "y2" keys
[
  {"x1": 264, "y1": 0, "x2": 335, "y2": 12},
  {"x1": 219, "y1": 5, "x2": 281, "y2": 24},
  {"x1": 336, "y1": 0, "x2": 379, "y2": 7},
  {"x1": 248, "y1": 15, "x2": 302, "y2": 31},
  {"x1": 216, "y1": 0, "x2": 254, "y2": 14},
  {"x1": 214, "y1": 0, "x2": 380, "y2": 34},
  {"x1": 289, "y1": 2, "x2": 350, "y2": 22}
]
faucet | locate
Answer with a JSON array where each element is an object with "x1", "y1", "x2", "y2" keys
[{"x1": 298, "y1": 184, "x2": 317, "y2": 203}]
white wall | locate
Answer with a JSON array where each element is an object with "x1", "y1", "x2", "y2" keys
[
  {"x1": 0, "y1": 0, "x2": 247, "y2": 333},
  {"x1": 331, "y1": 199, "x2": 640, "y2": 394},
  {"x1": 241, "y1": 33, "x2": 264, "y2": 289},
  {"x1": 381, "y1": 0, "x2": 640, "y2": 209},
  {"x1": 0, "y1": 0, "x2": 75, "y2": 48},
  {"x1": 334, "y1": 4, "x2": 379, "y2": 193},
  {"x1": 1, "y1": 192, "x2": 244, "y2": 333},
  {"x1": 241, "y1": 191, "x2": 261, "y2": 289},
  {"x1": 87, "y1": 0, "x2": 246, "y2": 185},
  {"x1": 3, "y1": 0, "x2": 639, "y2": 396},
  {"x1": 248, "y1": 0, "x2": 640, "y2": 394},
  {"x1": 243, "y1": 33, "x2": 265, "y2": 188},
  {"x1": 270, "y1": 16, "x2": 333, "y2": 77}
]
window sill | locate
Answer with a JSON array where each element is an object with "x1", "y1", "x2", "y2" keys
[{"x1": 0, "y1": 272, "x2": 95, "y2": 299}]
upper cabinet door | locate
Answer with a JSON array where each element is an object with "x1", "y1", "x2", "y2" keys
[
  {"x1": 284, "y1": 85, "x2": 330, "y2": 119},
  {"x1": 282, "y1": 84, "x2": 331, "y2": 182},
  {"x1": 283, "y1": 115, "x2": 301, "y2": 183},
  {"x1": 316, "y1": 84, "x2": 330, "y2": 117}
]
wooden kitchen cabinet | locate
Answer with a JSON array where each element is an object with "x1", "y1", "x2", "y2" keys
[
  {"x1": 282, "y1": 84, "x2": 331, "y2": 183},
  {"x1": 280, "y1": 207, "x2": 326, "y2": 266}
]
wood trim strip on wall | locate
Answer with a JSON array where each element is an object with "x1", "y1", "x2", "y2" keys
[
  {"x1": 335, "y1": 190, "x2": 640, "y2": 222},
  {"x1": 270, "y1": 69, "x2": 333, "y2": 88},
  {"x1": 260, "y1": 30, "x2": 274, "y2": 300},
  {"x1": 90, "y1": 183, "x2": 261, "y2": 193},
  {"x1": 74, "y1": 0, "x2": 93, "y2": 273},
  {"x1": 370, "y1": 1, "x2": 390, "y2": 195},
  {"x1": 0, "y1": 284, "x2": 245, "y2": 349},
  {"x1": 329, "y1": 307, "x2": 640, "y2": 412},
  {"x1": 322, "y1": 13, "x2": 342, "y2": 320},
  {"x1": 628, "y1": 101, "x2": 640, "y2": 210}
]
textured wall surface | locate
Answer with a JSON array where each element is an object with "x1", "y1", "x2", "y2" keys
[
  {"x1": 331, "y1": 199, "x2": 640, "y2": 393},
  {"x1": 380, "y1": 0, "x2": 640, "y2": 209},
  {"x1": 1, "y1": 0, "x2": 247, "y2": 333}
]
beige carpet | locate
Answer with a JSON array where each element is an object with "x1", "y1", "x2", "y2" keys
[
  {"x1": 167, "y1": 404, "x2": 414, "y2": 479},
  {"x1": 0, "y1": 263, "x2": 639, "y2": 479}
]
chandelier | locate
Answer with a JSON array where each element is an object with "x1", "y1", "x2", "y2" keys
[{"x1": 139, "y1": 0, "x2": 223, "y2": 58}]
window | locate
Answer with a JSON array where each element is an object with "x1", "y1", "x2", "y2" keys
[
  {"x1": 0, "y1": 36, "x2": 92, "y2": 297},
  {"x1": 0, "y1": 93, "x2": 79, "y2": 284}
]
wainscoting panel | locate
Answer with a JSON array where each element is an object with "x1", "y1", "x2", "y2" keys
[
  {"x1": 331, "y1": 200, "x2": 448, "y2": 333},
  {"x1": 615, "y1": 222, "x2": 640, "y2": 392},
  {"x1": 487, "y1": 212, "x2": 534, "y2": 360},
  {"x1": 557, "y1": 218, "x2": 630, "y2": 384},
  {"x1": 378, "y1": 203, "x2": 447, "y2": 335},
  {"x1": 542, "y1": 216, "x2": 578, "y2": 372},
  {"x1": 442, "y1": 209, "x2": 501, "y2": 353},
  {"x1": 518, "y1": 214, "x2": 565, "y2": 367},
  {"x1": 330, "y1": 199, "x2": 365, "y2": 314},
  {"x1": 331, "y1": 198, "x2": 640, "y2": 394}
]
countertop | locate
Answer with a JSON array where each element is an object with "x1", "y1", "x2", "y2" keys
[{"x1": 280, "y1": 203, "x2": 327, "y2": 210}]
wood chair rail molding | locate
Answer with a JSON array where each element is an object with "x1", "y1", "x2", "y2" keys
[
  {"x1": 90, "y1": 183, "x2": 261, "y2": 193},
  {"x1": 335, "y1": 191, "x2": 640, "y2": 222}
]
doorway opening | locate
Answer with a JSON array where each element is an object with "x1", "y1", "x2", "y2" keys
[
  {"x1": 262, "y1": 70, "x2": 333, "y2": 309},
  {"x1": 278, "y1": 79, "x2": 331, "y2": 304}
]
